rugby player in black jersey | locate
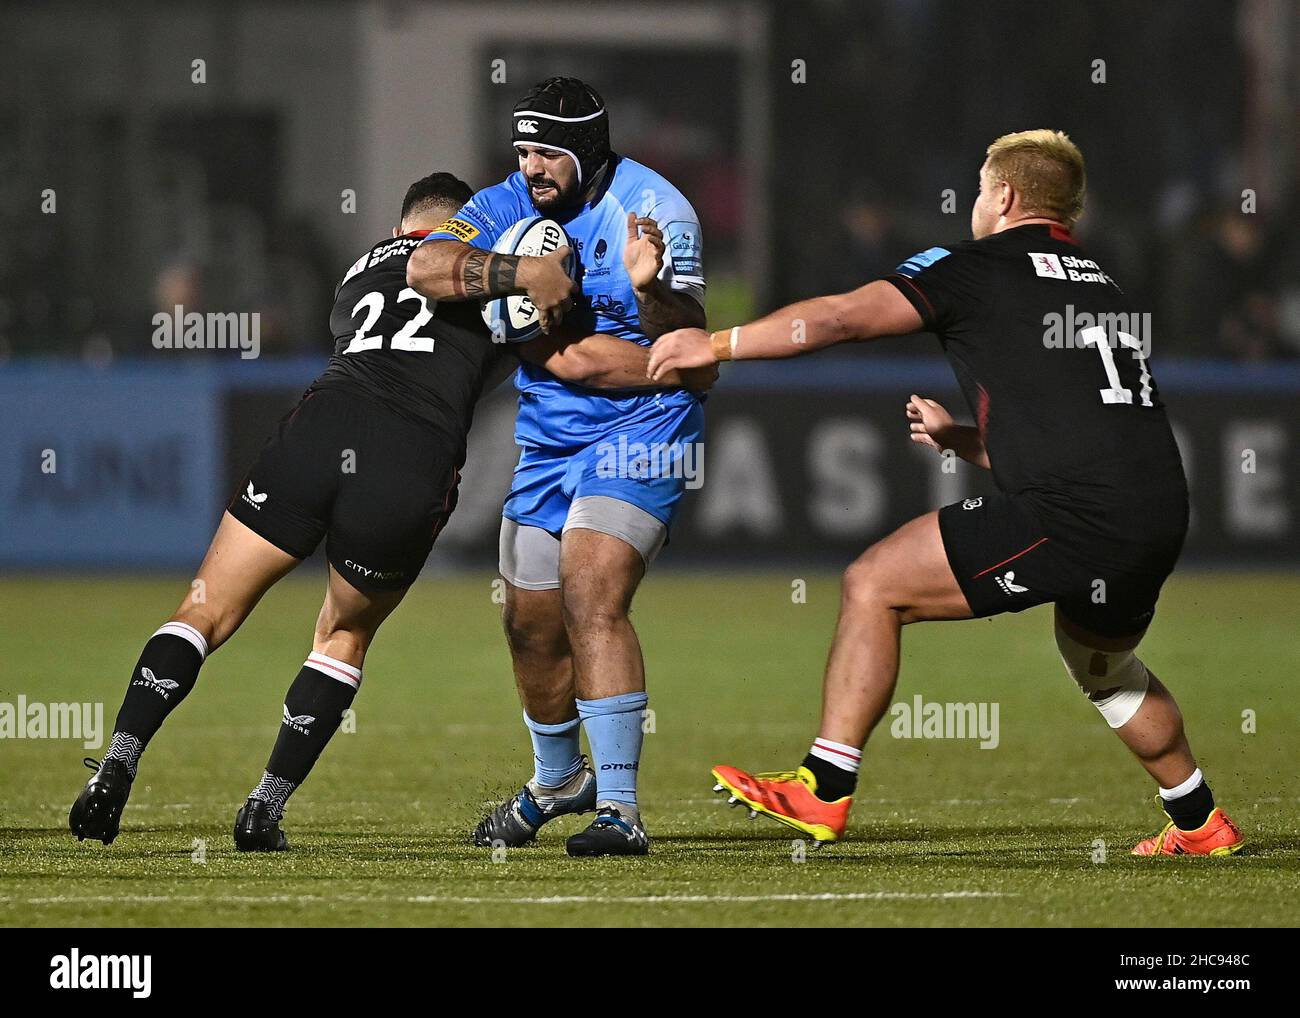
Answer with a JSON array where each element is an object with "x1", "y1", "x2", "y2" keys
[
  {"x1": 649, "y1": 130, "x2": 1242, "y2": 857},
  {"x1": 69, "y1": 171, "x2": 713, "y2": 851}
]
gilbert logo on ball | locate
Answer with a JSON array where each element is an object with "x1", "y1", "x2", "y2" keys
[{"x1": 481, "y1": 217, "x2": 577, "y2": 343}]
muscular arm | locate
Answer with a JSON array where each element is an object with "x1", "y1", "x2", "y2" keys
[
  {"x1": 721, "y1": 279, "x2": 922, "y2": 359},
  {"x1": 520, "y1": 331, "x2": 713, "y2": 392},
  {"x1": 646, "y1": 279, "x2": 924, "y2": 379},
  {"x1": 408, "y1": 238, "x2": 576, "y2": 333},
  {"x1": 406, "y1": 240, "x2": 524, "y2": 301},
  {"x1": 622, "y1": 214, "x2": 707, "y2": 339},
  {"x1": 633, "y1": 281, "x2": 706, "y2": 340}
]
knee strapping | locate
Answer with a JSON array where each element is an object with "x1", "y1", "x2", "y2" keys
[{"x1": 1055, "y1": 620, "x2": 1149, "y2": 729}]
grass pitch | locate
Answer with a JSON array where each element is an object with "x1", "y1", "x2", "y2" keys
[{"x1": 1, "y1": 570, "x2": 1297, "y2": 928}]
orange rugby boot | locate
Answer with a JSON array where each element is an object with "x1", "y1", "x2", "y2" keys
[
  {"x1": 1131, "y1": 806, "x2": 1245, "y2": 857},
  {"x1": 711, "y1": 764, "x2": 850, "y2": 843}
]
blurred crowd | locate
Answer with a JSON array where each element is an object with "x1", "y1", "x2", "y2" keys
[
  {"x1": 1, "y1": 0, "x2": 1293, "y2": 364},
  {"x1": 4, "y1": 183, "x2": 1293, "y2": 364},
  {"x1": 775, "y1": 0, "x2": 1299, "y2": 361},
  {"x1": 818, "y1": 189, "x2": 1300, "y2": 360}
]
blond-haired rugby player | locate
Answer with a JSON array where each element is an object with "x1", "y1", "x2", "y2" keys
[{"x1": 649, "y1": 130, "x2": 1243, "y2": 857}]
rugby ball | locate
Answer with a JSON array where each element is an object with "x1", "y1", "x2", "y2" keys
[{"x1": 481, "y1": 217, "x2": 577, "y2": 343}]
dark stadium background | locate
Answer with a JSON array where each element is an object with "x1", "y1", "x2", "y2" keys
[{"x1": 2, "y1": 0, "x2": 1297, "y2": 571}]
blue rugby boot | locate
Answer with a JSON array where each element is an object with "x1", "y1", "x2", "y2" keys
[{"x1": 472, "y1": 757, "x2": 597, "y2": 847}]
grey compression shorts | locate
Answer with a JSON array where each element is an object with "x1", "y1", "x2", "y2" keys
[{"x1": 498, "y1": 495, "x2": 668, "y2": 590}]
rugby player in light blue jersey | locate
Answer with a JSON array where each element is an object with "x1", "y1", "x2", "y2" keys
[{"x1": 407, "y1": 77, "x2": 708, "y2": 856}]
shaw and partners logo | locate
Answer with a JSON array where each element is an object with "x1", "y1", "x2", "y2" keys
[
  {"x1": 594, "y1": 436, "x2": 704, "y2": 489},
  {"x1": 152, "y1": 304, "x2": 260, "y2": 359},
  {"x1": 49, "y1": 949, "x2": 152, "y2": 998},
  {"x1": 1028, "y1": 252, "x2": 1115, "y2": 286}
]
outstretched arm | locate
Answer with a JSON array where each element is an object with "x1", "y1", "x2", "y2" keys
[
  {"x1": 519, "y1": 330, "x2": 716, "y2": 393},
  {"x1": 646, "y1": 279, "x2": 922, "y2": 379}
]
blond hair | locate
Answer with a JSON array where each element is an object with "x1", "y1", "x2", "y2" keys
[{"x1": 985, "y1": 129, "x2": 1086, "y2": 226}]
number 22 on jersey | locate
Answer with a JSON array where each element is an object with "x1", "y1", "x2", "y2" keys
[{"x1": 344, "y1": 288, "x2": 437, "y2": 354}]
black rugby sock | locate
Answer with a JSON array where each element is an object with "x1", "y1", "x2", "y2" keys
[
  {"x1": 801, "y1": 753, "x2": 858, "y2": 802},
  {"x1": 106, "y1": 622, "x2": 208, "y2": 777},
  {"x1": 250, "y1": 653, "x2": 360, "y2": 819},
  {"x1": 1164, "y1": 775, "x2": 1215, "y2": 831}
]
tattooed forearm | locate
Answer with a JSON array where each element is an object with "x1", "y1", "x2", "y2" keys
[
  {"x1": 408, "y1": 240, "x2": 531, "y2": 303},
  {"x1": 634, "y1": 281, "x2": 706, "y2": 340},
  {"x1": 449, "y1": 249, "x2": 523, "y2": 300},
  {"x1": 489, "y1": 255, "x2": 519, "y2": 294},
  {"x1": 454, "y1": 249, "x2": 486, "y2": 298}
]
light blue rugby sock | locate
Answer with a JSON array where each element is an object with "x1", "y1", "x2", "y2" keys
[
  {"x1": 523, "y1": 712, "x2": 583, "y2": 788},
  {"x1": 576, "y1": 691, "x2": 649, "y2": 808}
]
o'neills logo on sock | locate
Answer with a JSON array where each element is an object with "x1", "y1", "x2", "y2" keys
[
  {"x1": 133, "y1": 667, "x2": 180, "y2": 699},
  {"x1": 49, "y1": 949, "x2": 152, "y2": 998}
]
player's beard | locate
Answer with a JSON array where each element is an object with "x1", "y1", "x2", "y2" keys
[{"x1": 527, "y1": 174, "x2": 576, "y2": 212}]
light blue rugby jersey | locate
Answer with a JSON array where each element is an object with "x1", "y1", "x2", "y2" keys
[{"x1": 423, "y1": 154, "x2": 705, "y2": 450}]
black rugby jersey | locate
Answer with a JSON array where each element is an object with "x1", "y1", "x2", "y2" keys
[
  {"x1": 310, "y1": 230, "x2": 511, "y2": 458},
  {"x1": 886, "y1": 223, "x2": 1188, "y2": 558}
]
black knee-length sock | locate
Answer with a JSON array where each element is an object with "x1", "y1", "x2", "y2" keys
[
  {"x1": 248, "y1": 652, "x2": 361, "y2": 819},
  {"x1": 105, "y1": 621, "x2": 208, "y2": 777}
]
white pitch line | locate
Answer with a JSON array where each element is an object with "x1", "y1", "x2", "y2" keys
[
  {"x1": 405, "y1": 891, "x2": 1014, "y2": 905},
  {"x1": 1, "y1": 890, "x2": 1012, "y2": 907}
]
